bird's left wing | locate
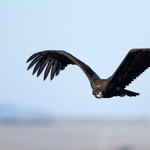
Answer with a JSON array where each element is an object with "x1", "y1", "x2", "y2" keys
[
  {"x1": 109, "y1": 49, "x2": 150, "y2": 88},
  {"x1": 26, "y1": 50, "x2": 100, "y2": 82}
]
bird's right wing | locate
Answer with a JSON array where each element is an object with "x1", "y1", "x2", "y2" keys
[{"x1": 26, "y1": 50, "x2": 100, "y2": 83}]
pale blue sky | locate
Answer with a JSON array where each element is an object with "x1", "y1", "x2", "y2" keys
[{"x1": 1, "y1": 0, "x2": 150, "y2": 118}]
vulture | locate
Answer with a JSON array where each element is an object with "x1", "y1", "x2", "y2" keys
[{"x1": 26, "y1": 49, "x2": 150, "y2": 98}]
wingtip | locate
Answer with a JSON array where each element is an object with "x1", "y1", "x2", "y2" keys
[
  {"x1": 50, "y1": 76, "x2": 53, "y2": 81},
  {"x1": 26, "y1": 59, "x2": 30, "y2": 63}
]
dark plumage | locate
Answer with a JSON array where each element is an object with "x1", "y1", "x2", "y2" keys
[{"x1": 26, "y1": 49, "x2": 150, "y2": 98}]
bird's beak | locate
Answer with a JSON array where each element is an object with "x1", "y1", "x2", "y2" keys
[{"x1": 96, "y1": 92, "x2": 103, "y2": 98}]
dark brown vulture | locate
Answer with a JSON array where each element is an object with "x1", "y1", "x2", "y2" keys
[{"x1": 26, "y1": 49, "x2": 150, "y2": 98}]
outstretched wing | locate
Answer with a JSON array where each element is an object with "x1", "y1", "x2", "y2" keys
[
  {"x1": 109, "y1": 49, "x2": 150, "y2": 88},
  {"x1": 26, "y1": 50, "x2": 100, "y2": 82}
]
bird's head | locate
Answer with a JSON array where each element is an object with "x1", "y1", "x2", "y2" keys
[{"x1": 93, "y1": 89, "x2": 103, "y2": 98}]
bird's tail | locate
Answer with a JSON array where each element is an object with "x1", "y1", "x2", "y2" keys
[{"x1": 120, "y1": 89, "x2": 139, "y2": 97}]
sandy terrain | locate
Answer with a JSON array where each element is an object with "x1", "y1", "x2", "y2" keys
[{"x1": 0, "y1": 119, "x2": 150, "y2": 150}]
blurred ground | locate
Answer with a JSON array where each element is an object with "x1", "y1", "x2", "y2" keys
[{"x1": 0, "y1": 118, "x2": 150, "y2": 150}]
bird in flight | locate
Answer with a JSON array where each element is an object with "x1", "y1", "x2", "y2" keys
[{"x1": 26, "y1": 49, "x2": 150, "y2": 98}]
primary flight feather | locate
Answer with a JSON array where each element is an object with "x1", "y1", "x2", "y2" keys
[{"x1": 26, "y1": 49, "x2": 150, "y2": 98}]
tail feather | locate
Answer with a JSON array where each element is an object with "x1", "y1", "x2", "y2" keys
[{"x1": 121, "y1": 89, "x2": 139, "y2": 97}]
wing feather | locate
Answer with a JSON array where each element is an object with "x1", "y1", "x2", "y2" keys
[
  {"x1": 37, "y1": 59, "x2": 49, "y2": 77},
  {"x1": 26, "y1": 52, "x2": 42, "y2": 63},
  {"x1": 44, "y1": 59, "x2": 53, "y2": 80},
  {"x1": 56, "y1": 62, "x2": 62, "y2": 76},
  {"x1": 50, "y1": 60, "x2": 59, "y2": 80},
  {"x1": 27, "y1": 55, "x2": 42, "y2": 70},
  {"x1": 32, "y1": 59, "x2": 43, "y2": 75}
]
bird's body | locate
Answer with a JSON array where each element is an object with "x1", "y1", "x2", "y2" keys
[{"x1": 26, "y1": 49, "x2": 150, "y2": 98}]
